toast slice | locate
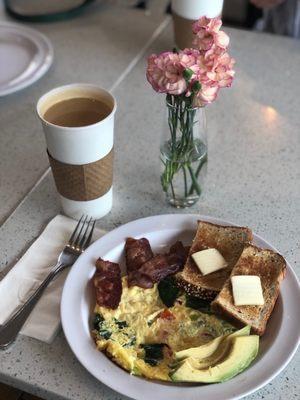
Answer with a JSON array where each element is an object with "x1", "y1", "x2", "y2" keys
[
  {"x1": 211, "y1": 245, "x2": 286, "y2": 335},
  {"x1": 176, "y1": 221, "x2": 253, "y2": 300}
]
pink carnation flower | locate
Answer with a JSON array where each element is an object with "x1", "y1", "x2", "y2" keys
[
  {"x1": 192, "y1": 16, "x2": 223, "y2": 51},
  {"x1": 207, "y1": 53, "x2": 235, "y2": 88},
  {"x1": 195, "y1": 85, "x2": 219, "y2": 106},
  {"x1": 179, "y1": 48, "x2": 200, "y2": 70},
  {"x1": 146, "y1": 52, "x2": 187, "y2": 95},
  {"x1": 193, "y1": 31, "x2": 214, "y2": 51},
  {"x1": 204, "y1": 44, "x2": 225, "y2": 63},
  {"x1": 146, "y1": 17, "x2": 235, "y2": 106},
  {"x1": 193, "y1": 16, "x2": 229, "y2": 53},
  {"x1": 194, "y1": 85, "x2": 219, "y2": 107},
  {"x1": 192, "y1": 16, "x2": 222, "y2": 34},
  {"x1": 180, "y1": 48, "x2": 203, "y2": 79},
  {"x1": 214, "y1": 31, "x2": 230, "y2": 49}
]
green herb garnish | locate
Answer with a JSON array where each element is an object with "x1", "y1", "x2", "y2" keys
[
  {"x1": 93, "y1": 313, "x2": 104, "y2": 329},
  {"x1": 114, "y1": 319, "x2": 128, "y2": 329},
  {"x1": 98, "y1": 328, "x2": 112, "y2": 340},
  {"x1": 123, "y1": 336, "x2": 136, "y2": 348},
  {"x1": 141, "y1": 343, "x2": 165, "y2": 366},
  {"x1": 158, "y1": 277, "x2": 180, "y2": 307},
  {"x1": 93, "y1": 314, "x2": 112, "y2": 339}
]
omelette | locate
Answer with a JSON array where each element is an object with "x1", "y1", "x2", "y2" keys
[{"x1": 92, "y1": 276, "x2": 235, "y2": 381}]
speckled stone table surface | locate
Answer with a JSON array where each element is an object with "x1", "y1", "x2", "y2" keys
[{"x1": 0, "y1": 4, "x2": 299, "y2": 400}]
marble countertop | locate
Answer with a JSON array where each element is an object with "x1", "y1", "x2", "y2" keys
[{"x1": 0, "y1": 2, "x2": 299, "y2": 400}]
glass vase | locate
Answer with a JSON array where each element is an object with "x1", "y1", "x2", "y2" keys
[{"x1": 160, "y1": 100, "x2": 207, "y2": 208}]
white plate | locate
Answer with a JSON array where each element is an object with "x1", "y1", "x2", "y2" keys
[
  {"x1": 61, "y1": 214, "x2": 300, "y2": 400},
  {"x1": 0, "y1": 22, "x2": 53, "y2": 96}
]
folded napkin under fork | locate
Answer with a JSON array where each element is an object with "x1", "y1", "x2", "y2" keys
[{"x1": 0, "y1": 215, "x2": 105, "y2": 343}]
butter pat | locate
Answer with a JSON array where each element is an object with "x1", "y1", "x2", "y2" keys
[
  {"x1": 191, "y1": 248, "x2": 227, "y2": 275},
  {"x1": 231, "y1": 275, "x2": 264, "y2": 306}
]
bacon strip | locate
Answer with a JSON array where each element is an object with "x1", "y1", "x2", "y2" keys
[
  {"x1": 125, "y1": 237, "x2": 153, "y2": 286},
  {"x1": 169, "y1": 241, "x2": 190, "y2": 264},
  {"x1": 93, "y1": 258, "x2": 122, "y2": 309},
  {"x1": 130, "y1": 241, "x2": 188, "y2": 289}
]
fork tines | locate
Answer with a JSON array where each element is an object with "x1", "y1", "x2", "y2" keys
[{"x1": 68, "y1": 216, "x2": 96, "y2": 252}]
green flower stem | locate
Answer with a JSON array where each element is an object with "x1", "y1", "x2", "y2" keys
[
  {"x1": 187, "y1": 165, "x2": 201, "y2": 196},
  {"x1": 170, "y1": 179, "x2": 176, "y2": 199},
  {"x1": 182, "y1": 165, "x2": 188, "y2": 197},
  {"x1": 195, "y1": 153, "x2": 207, "y2": 177},
  {"x1": 188, "y1": 153, "x2": 207, "y2": 195}
]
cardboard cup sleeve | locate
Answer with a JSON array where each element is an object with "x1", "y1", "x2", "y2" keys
[
  {"x1": 48, "y1": 148, "x2": 114, "y2": 202},
  {"x1": 173, "y1": 12, "x2": 196, "y2": 50}
]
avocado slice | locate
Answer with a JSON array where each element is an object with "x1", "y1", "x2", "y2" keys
[
  {"x1": 171, "y1": 335, "x2": 259, "y2": 383},
  {"x1": 175, "y1": 325, "x2": 250, "y2": 368},
  {"x1": 192, "y1": 325, "x2": 251, "y2": 369},
  {"x1": 175, "y1": 335, "x2": 226, "y2": 361}
]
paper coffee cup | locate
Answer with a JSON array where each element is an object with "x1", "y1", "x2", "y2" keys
[
  {"x1": 37, "y1": 83, "x2": 117, "y2": 220},
  {"x1": 172, "y1": 0, "x2": 224, "y2": 49}
]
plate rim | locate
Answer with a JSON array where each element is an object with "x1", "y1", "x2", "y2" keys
[
  {"x1": 61, "y1": 213, "x2": 300, "y2": 400},
  {"x1": 0, "y1": 21, "x2": 53, "y2": 96}
]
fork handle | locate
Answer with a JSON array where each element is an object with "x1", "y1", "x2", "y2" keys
[{"x1": 0, "y1": 263, "x2": 63, "y2": 349}]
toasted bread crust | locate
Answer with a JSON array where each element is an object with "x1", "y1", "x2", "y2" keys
[
  {"x1": 211, "y1": 245, "x2": 286, "y2": 335},
  {"x1": 175, "y1": 221, "x2": 253, "y2": 300},
  {"x1": 176, "y1": 276, "x2": 218, "y2": 301}
]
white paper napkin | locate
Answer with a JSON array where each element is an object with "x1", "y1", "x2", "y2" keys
[{"x1": 0, "y1": 215, "x2": 105, "y2": 343}]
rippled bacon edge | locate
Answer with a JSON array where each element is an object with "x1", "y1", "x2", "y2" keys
[
  {"x1": 93, "y1": 258, "x2": 122, "y2": 309},
  {"x1": 125, "y1": 237, "x2": 154, "y2": 286},
  {"x1": 128, "y1": 241, "x2": 190, "y2": 289}
]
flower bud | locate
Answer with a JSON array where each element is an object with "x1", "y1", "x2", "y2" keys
[
  {"x1": 183, "y1": 68, "x2": 194, "y2": 82},
  {"x1": 192, "y1": 81, "x2": 201, "y2": 92}
]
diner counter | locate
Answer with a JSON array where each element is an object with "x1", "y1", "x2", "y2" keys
[{"x1": 0, "y1": 2, "x2": 299, "y2": 400}]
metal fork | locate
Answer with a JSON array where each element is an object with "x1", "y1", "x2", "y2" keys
[{"x1": 0, "y1": 216, "x2": 95, "y2": 349}]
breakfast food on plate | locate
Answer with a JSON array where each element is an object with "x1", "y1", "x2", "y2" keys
[
  {"x1": 211, "y1": 245, "x2": 286, "y2": 335},
  {"x1": 174, "y1": 325, "x2": 250, "y2": 365},
  {"x1": 125, "y1": 238, "x2": 154, "y2": 286},
  {"x1": 92, "y1": 274, "x2": 235, "y2": 381},
  {"x1": 125, "y1": 238, "x2": 188, "y2": 288},
  {"x1": 176, "y1": 221, "x2": 253, "y2": 300},
  {"x1": 171, "y1": 333, "x2": 259, "y2": 383},
  {"x1": 91, "y1": 220, "x2": 286, "y2": 384},
  {"x1": 93, "y1": 258, "x2": 122, "y2": 309}
]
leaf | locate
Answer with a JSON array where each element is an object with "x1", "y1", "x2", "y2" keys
[
  {"x1": 93, "y1": 314, "x2": 112, "y2": 339},
  {"x1": 114, "y1": 319, "x2": 128, "y2": 329},
  {"x1": 158, "y1": 277, "x2": 180, "y2": 307},
  {"x1": 123, "y1": 336, "x2": 136, "y2": 348},
  {"x1": 93, "y1": 313, "x2": 104, "y2": 329},
  {"x1": 98, "y1": 328, "x2": 112, "y2": 340},
  {"x1": 141, "y1": 343, "x2": 165, "y2": 366}
]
